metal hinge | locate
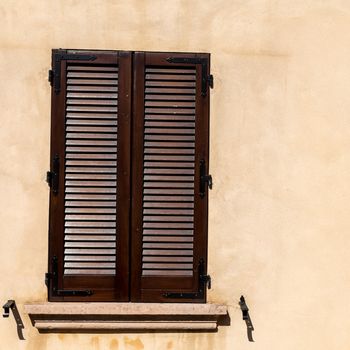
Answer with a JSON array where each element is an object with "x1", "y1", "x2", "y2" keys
[
  {"x1": 45, "y1": 272, "x2": 51, "y2": 288},
  {"x1": 200, "y1": 273, "x2": 212, "y2": 290},
  {"x1": 46, "y1": 171, "x2": 53, "y2": 187},
  {"x1": 47, "y1": 256, "x2": 93, "y2": 297},
  {"x1": 46, "y1": 154, "x2": 59, "y2": 194},
  {"x1": 166, "y1": 56, "x2": 212, "y2": 96},
  {"x1": 200, "y1": 159, "x2": 213, "y2": 197},
  {"x1": 163, "y1": 258, "x2": 211, "y2": 299},
  {"x1": 50, "y1": 50, "x2": 97, "y2": 94},
  {"x1": 208, "y1": 74, "x2": 214, "y2": 89},
  {"x1": 48, "y1": 69, "x2": 54, "y2": 85}
]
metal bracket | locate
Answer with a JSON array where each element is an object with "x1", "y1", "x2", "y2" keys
[
  {"x1": 200, "y1": 159, "x2": 212, "y2": 197},
  {"x1": 164, "y1": 258, "x2": 211, "y2": 299},
  {"x1": 239, "y1": 295, "x2": 254, "y2": 342},
  {"x1": 47, "y1": 256, "x2": 93, "y2": 297},
  {"x1": 166, "y1": 56, "x2": 212, "y2": 96},
  {"x1": 46, "y1": 153, "x2": 59, "y2": 194},
  {"x1": 51, "y1": 50, "x2": 97, "y2": 94},
  {"x1": 2, "y1": 300, "x2": 25, "y2": 340}
]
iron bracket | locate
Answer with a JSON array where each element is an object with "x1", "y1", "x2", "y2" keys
[
  {"x1": 51, "y1": 50, "x2": 97, "y2": 94},
  {"x1": 239, "y1": 295, "x2": 254, "y2": 342},
  {"x1": 166, "y1": 56, "x2": 212, "y2": 96},
  {"x1": 2, "y1": 300, "x2": 25, "y2": 340}
]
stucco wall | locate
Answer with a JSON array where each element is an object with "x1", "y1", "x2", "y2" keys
[{"x1": 1, "y1": 0, "x2": 350, "y2": 349}]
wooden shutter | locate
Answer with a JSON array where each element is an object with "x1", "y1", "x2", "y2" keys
[
  {"x1": 48, "y1": 50, "x2": 131, "y2": 301},
  {"x1": 131, "y1": 52, "x2": 210, "y2": 302}
]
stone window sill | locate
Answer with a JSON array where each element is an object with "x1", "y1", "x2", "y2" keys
[{"x1": 24, "y1": 302, "x2": 229, "y2": 332}]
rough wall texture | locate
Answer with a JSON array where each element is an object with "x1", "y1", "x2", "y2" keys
[{"x1": 1, "y1": 0, "x2": 350, "y2": 349}]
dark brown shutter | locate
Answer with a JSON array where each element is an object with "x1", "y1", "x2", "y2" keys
[
  {"x1": 131, "y1": 52, "x2": 210, "y2": 302},
  {"x1": 48, "y1": 50, "x2": 131, "y2": 301}
]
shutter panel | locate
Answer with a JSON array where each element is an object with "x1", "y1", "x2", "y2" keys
[
  {"x1": 48, "y1": 50, "x2": 131, "y2": 301},
  {"x1": 131, "y1": 52, "x2": 210, "y2": 302}
]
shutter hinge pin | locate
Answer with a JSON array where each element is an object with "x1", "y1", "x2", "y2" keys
[
  {"x1": 48, "y1": 69, "x2": 54, "y2": 85},
  {"x1": 45, "y1": 272, "x2": 51, "y2": 288},
  {"x1": 200, "y1": 159, "x2": 213, "y2": 197},
  {"x1": 208, "y1": 74, "x2": 214, "y2": 89},
  {"x1": 200, "y1": 273, "x2": 211, "y2": 289},
  {"x1": 46, "y1": 154, "x2": 59, "y2": 194},
  {"x1": 46, "y1": 171, "x2": 53, "y2": 187}
]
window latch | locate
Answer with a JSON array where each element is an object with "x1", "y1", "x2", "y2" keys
[
  {"x1": 2, "y1": 300, "x2": 25, "y2": 340},
  {"x1": 200, "y1": 159, "x2": 212, "y2": 197}
]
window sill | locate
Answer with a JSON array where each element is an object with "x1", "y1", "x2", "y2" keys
[{"x1": 24, "y1": 302, "x2": 229, "y2": 332}]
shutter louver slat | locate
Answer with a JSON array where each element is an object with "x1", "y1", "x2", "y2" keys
[
  {"x1": 67, "y1": 79, "x2": 118, "y2": 85},
  {"x1": 141, "y1": 66, "x2": 196, "y2": 278},
  {"x1": 65, "y1": 255, "x2": 115, "y2": 261},
  {"x1": 67, "y1": 65, "x2": 118, "y2": 72},
  {"x1": 66, "y1": 133, "x2": 117, "y2": 139},
  {"x1": 66, "y1": 112, "x2": 118, "y2": 119},
  {"x1": 67, "y1": 92, "x2": 118, "y2": 99},
  {"x1": 66, "y1": 120, "x2": 118, "y2": 126},
  {"x1": 67, "y1": 86, "x2": 118, "y2": 92},
  {"x1": 67, "y1": 99, "x2": 118, "y2": 105},
  {"x1": 64, "y1": 63, "x2": 118, "y2": 276},
  {"x1": 67, "y1": 72, "x2": 119, "y2": 78}
]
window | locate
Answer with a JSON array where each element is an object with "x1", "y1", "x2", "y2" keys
[{"x1": 47, "y1": 49, "x2": 212, "y2": 303}]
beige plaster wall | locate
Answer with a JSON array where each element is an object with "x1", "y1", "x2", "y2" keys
[{"x1": 1, "y1": 0, "x2": 350, "y2": 349}]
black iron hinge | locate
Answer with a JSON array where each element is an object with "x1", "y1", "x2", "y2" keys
[
  {"x1": 200, "y1": 159, "x2": 213, "y2": 197},
  {"x1": 48, "y1": 69, "x2": 54, "y2": 85},
  {"x1": 163, "y1": 258, "x2": 211, "y2": 299},
  {"x1": 166, "y1": 56, "x2": 213, "y2": 96},
  {"x1": 46, "y1": 256, "x2": 93, "y2": 297},
  {"x1": 46, "y1": 154, "x2": 59, "y2": 194},
  {"x1": 49, "y1": 50, "x2": 97, "y2": 94}
]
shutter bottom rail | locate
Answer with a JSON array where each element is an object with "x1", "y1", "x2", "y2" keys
[{"x1": 25, "y1": 303, "x2": 229, "y2": 332}]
